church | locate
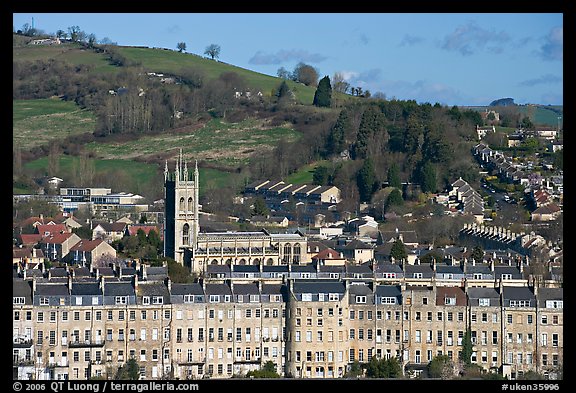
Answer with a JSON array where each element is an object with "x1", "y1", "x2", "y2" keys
[{"x1": 163, "y1": 152, "x2": 308, "y2": 274}]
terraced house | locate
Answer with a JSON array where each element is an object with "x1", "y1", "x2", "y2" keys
[{"x1": 13, "y1": 259, "x2": 562, "y2": 380}]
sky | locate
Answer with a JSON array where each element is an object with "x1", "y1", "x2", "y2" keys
[{"x1": 12, "y1": 13, "x2": 563, "y2": 106}]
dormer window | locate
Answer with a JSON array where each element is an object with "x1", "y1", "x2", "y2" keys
[{"x1": 445, "y1": 297, "x2": 456, "y2": 306}]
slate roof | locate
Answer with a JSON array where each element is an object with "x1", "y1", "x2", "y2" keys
[
  {"x1": 537, "y1": 287, "x2": 563, "y2": 307},
  {"x1": 13, "y1": 279, "x2": 33, "y2": 303},
  {"x1": 292, "y1": 280, "x2": 345, "y2": 294},
  {"x1": 71, "y1": 282, "x2": 102, "y2": 296},
  {"x1": 204, "y1": 283, "x2": 232, "y2": 296},
  {"x1": 170, "y1": 283, "x2": 205, "y2": 296},
  {"x1": 35, "y1": 283, "x2": 69, "y2": 296},
  {"x1": 104, "y1": 281, "x2": 135, "y2": 296},
  {"x1": 466, "y1": 287, "x2": 501, "y2": 306}
]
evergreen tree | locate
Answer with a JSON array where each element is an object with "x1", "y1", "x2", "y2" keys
[
  {"x1": 326, "y1": 109, "x2": 350, "y2": 156},
  {"x1": 419, "y1": 161, "x2": 437, "y2": 193},
  {"x1": 387, "y1": 163, "x2": 402, "y2": 188},
  {"x1": 354, "y1": 106, "x2": 388, "y2": 159},
  {"x1": 313, "y1": 165, "x2": 329, "y2": 185},
  {"x1": 115, "y1": 358, "x2": 140, "y2": 380},
  {"x1": 313, "y1": 75, "x2": 332, "y2": 107},
  {"x1": 357, "y1": 158, "x2": 378, "y2": 203},
  {"x1": 460, "y1": 328, "x2": 474, "y2": 367},
  {"x1": 385, "y1": 188, "x2": 404, "y2": 211},
  {"x1": 390, "y1": 238, "x2": 407, "y2": 262}
]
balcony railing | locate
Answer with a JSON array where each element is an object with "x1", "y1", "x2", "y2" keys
[{"x1": 68, "y1": 339, "x2": 105, "y2": 348}]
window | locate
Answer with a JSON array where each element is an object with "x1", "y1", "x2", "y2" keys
[
  {"x1": 115, "y1": 296, "x2": 128, "y2": 305},
  {"x1": 356, "y1": 296, "x2": 366, "y2": 304},
  {"x1": 478, "y1": 298, "x2": 490, "y2": 306},
  {"x1": 545, "y1": 300, "x2": 563, "y2": 309},
  {"x1": 445, "y1": 297, "x2": 456, "y2": 305},
  {"x1": 13, "y1": 297, "x2": 25, "y2": 305}
]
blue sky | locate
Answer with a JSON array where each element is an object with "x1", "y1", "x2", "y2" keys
[{"x1": 13, "y1": 13, "x2": 563, "y2": 106}]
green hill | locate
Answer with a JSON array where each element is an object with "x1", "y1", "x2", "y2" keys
[{"x1": 13, "y1": 37, "x2": 317, "y2": 104}]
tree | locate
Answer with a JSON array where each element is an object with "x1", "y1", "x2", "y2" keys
[
  {"x1": 313, "y1": 75, "x2": 332, "y2": 107},
  {"x1": 345, "y1": 360, "x2": 363, "y2": 377},
  {"x1": 252, "y1": 197, "x2": 269, "y2": 217},
  {"x1": 357, "y1": 158, "x2": 377, "y2": 203},
  {"x1": 471, "y1": 246, "x2": 484, "y2": 264},
  {"x1": 277, "y1": 67, "x2": 291, "y2": 79},
  {"x1": 332, "y1": 72, "x2": 350, "y2": 94},
  {"x1": 176, "y1": 42, "x2": 187, "y2": 53},
  {"x1": 292, "y1": 62, "x2": 318, "y2": 86},
  {"x1": 204, "y1": 44, "x2": 221, "y2": 60},
  {"x1": 115, "y1": 358, "x2": 140, "y2": 380},
  {"x1": 428, "y1": 354, "x2": 454, "y2": 379},
  {"x1": 459, "y1": 328, "x2": 473, "y2": 367},
  {"x1": 67, "y1": 25, "x2": 81, "y2": 42},
  {"x1": 390, "y1": 238, "x2": 407, "y2": 262},
  {"x1": 326, "y1": 109, "x2": 351, "y2": 156},
  {"x1": 386, "y1": 188, "x2": 404, "y2": 211},
  {"x1": 354, "y1": 106, "x2": 388, "y2": 159},
  {"x1": 245, "y1": 361, "x2": 280, "y2": 378},
  {"x1": 387, "y1": 163, "x2": 402, "y2": 188},
  {"x1": 313, "y1": 166, "x2": 330, "y2": 186},
  {"x1": 418, "y1": 161, "x2": 437, "y2": 193}
]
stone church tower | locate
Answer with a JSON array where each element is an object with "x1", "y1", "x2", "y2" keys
[{"x1": 163, "y1": 150, "x2": 199, "y2": 264}]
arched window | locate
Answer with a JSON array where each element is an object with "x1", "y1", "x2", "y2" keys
[
  {"x1": 283, "y1": 244, "x2": 292, "y2": 264},
  {"x1": 293, "y1": 243, "x2": 301, "y2": 264},
  {"x1": 252, "y1": 258, "x2": 260, "y2": 265},
  {"x1": 188, "y1": 197, "x2": 193, "y2": 212},
  {"x1": 239, "y1": 259, "x2": 247, "y2": 265},
  {"x1": 225, "y1": 259, "x2": 233, "y2": 266},
  {"x1": 179, "y1": 197, "x2": 185, "y2": 211},
  {"x1": 266, "y1": 258, "x2": 274, "y2": 266},
  {"x1": 182, "y1": 224, "x2": 190, "y2": 245},
  {"x1": 211, "y1": 259, "x2": 219, "y2": 265}
]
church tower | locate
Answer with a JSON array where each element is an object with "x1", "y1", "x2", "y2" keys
[{"x1": 164, "y1": 150, "x2": 200, "y2": 264}]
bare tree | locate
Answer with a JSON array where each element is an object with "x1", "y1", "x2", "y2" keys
[{"x1": 204, "y1": 44, "x2": 221, "y2": 60}]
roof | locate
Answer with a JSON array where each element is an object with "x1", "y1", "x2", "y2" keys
[
  {"x1": 127, "y1": 225, "x2": 159, "y2": 237},
  {"x1": 375, "y1": 284, "x2": 402, "y2": 298},
  {"x1": 13, "y1": 279, "x2": 33, "y2": 300},
  {"x1": 537, "y1": 287, "x2": 563, "y2": 306},
  {"x1": 436, "y1": 286, "x2": 466, "y2": 306},
  {"x1": 70, "y1": 239, "x2": 106, "y2": 252},
  {"x1": 232, "y1": 283, "x2": 260, "y2": 295},
  {"x1": 170, "y1": 283, "x2": 205, "y2": 296},
  {"x1": 104, "y1": 281, "x2": 135, "y2": 296},
  {"x1": 204, "y1": 283, "x2": 232, "y2": 296},
  {"x1": 71, "y1": 282, "x2": 102, "y2": 296},
  {"x1": 36, "y1": 224, "x2": 67, "y2": 236},
  {"x1": 502, "y1": 286, "x2": 535, "y2": 302},
  {"x1": 292, "y1": 280, "x2": 346, "y2": 294},
  {"x1": 137, "y1": 282, "x2": 170, "y2": 299},
  {"x1": 35, "y1": 283, "x2": 69, "y2": 296}
]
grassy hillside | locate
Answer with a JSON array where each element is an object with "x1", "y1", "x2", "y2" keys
[
  {"x1": 464, "y1": 105, "x2": 563, "y2": 127},
  {"x1": 84, "y1": 117, "x2": 301, "y2": 168},
  {"x1": 13, "y1": 36, "x2": 317, "y2": 103},
  {"x1": 13, "y1": 98, "x2": 96, "y2": 149},
  {"x1": 116, "y1": 47, "x2": 317, "y2": 104}
]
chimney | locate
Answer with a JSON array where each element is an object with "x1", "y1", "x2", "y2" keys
[
  {"x1": 133, "y1": 274, "x2": 138, "y2": 290},
  {"x1": 68, "y1": 275, "x2": 72, "y2": 295},
  {"x1": 142, "y1": 264, "x2": 147, "y2": 281},
  {"x1": 166, "y1": 277, "x2": 172, "y2": 293},
  {"x1": 100, "y1": 276, "x2": 105, "y2": 295}
]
